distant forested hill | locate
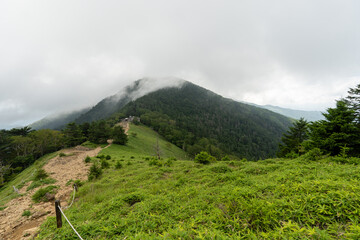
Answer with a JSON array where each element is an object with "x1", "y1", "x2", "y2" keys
[
  {"x1": 117, "y1": 81, "x2": 293, "y2": 159},
  {"x1": 29, "y1": 108, "x2": 90, "y2": 130},
  {"x1": 260, "y1": 105, "x2": 324, "y2": 122},
  {"x1": 74, "y1": 81, "x2": 142, "y2": 124}
]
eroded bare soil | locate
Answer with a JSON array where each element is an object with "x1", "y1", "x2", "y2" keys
[{"x1": 0, "y1": 145, "x2": 104, "y2": 240}]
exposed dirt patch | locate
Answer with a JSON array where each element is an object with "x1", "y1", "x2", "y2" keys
[
  {"x1": 116, "y1": 120, "x2": 130, "y2": 134},
  {"x1": 0, "y1": 145, "x2": 105, "y2": 240}
]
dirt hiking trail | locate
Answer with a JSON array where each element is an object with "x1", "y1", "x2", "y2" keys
[{"x1": 0, "y1": 145, "x2": 108, "y2": 240}]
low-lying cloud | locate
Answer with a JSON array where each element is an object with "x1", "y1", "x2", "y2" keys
[{"x1": 0, "y1": 0, "x2": 359, "y2": 129}]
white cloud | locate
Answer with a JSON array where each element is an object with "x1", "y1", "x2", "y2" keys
[{"x1": 0, "y1": 0, "x2": 359, "y2": 128}]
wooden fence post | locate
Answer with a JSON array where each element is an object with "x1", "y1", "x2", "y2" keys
[
  {"x1": 55, "y1": 200, "x2": 62, "y2": 228},
  {"x1": 74, "y1": 183, "x2": 78, "y2": 191}
]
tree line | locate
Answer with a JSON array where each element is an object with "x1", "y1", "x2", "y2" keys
[
  {"x1": 278, "y1": 84, "x2": 360, "y2": 158},
  {"x1": 115, "y1": 82, "x2": 292, "y2": 160},
  {"x1": 0, "y1": 120, "x2": 127, "y2": 187}
]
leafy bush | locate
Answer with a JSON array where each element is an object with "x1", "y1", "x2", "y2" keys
[
  {"x1": 149, "y1": 158, "x2": 163, "y2": 167},
  {"x1": 112, "y1": 126, "x2": 128, "y2": 145},
  {"x1": 285, "y1": 151, "x2": 299, "y2": 159},
  {"x1": 88, "y1": 164, "x2": 103, "y2": 180},
  {"x1": 32, "y1": 186, "x2": 57, "y2": 203},
  {"x1": 96, "y1": 154, "x2": 105, "y2": 159},
  {"x1": 210, "y1": 165, "x2": 232, "y2": 173},
  {"x1": 221, "y1": 155, "x2": 230, "y2": 161},
  {"x1": 106, "y1": 155, "x2": 111, "y2": 160},
  {"x1": 164, "y1": 159, "x2": 173, "y2": 167},
  {"x1": 303, "y1": 148, "x2": 322, "y2": 161},
  {"x1": 22, "y1": 210, "x2": 31, "y2": 217},
  {"x1": 84, "y1": 156, "x2": 91, "y2": 163},
  {"x1": 167, "y1": 157, "x2": 177, "y2": 161},
  {"x1": 73, "y1": 179, "x2": 84, "y2": 187},
  {"x1": 101, "y1": 159, "x2": 110, "y2": 169},
  {"x1": 123, "y1": 193, "x2": 144, "y2": 206},
  {"x1": 194, "y1": 151, "x2": 216, "y2": 164},
  {"x1": 59, "y1": 153, "x2": 66, "y2": 157},
  {"x1": 33, "y1": 169, "x2": 48, "y2": 181},
  {"x1": 115, "y1": 161, "x2": 123, "y2": 169}
]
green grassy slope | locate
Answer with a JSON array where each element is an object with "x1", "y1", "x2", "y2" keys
[
  {"x1": 0, "y1": 152, "x2": 59, "y2": 207},
  {"x1": 35, "y1": 126, "x2": 360, "y2": 239},
  {"x1": 101, "y1": 124, "x2": 188, "y2": 160}
]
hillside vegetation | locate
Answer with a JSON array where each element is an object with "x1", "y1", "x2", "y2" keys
[
  {"x1": 32, "y1": 124, "x2": 360, "y2": 239},
  {"x1": 117, "y1": 81, "x2": 292, "y2": 160}
]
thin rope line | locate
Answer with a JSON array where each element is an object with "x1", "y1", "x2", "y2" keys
[
  {"x1": 63, "y1": 186, "x2": 76, "y2": 210},
  {"x1": 58, "y1": 206, "x2": 84, "y2": 240}
]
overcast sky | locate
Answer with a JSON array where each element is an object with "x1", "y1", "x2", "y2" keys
[{"x1": 1, "y1": 0, "x2": 359, "y2": 129}]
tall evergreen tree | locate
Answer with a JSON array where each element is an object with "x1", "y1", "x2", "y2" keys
[
  {"x1": 89, "y1": 120, "x2": 112, "y2": 144},
  {"x1": 112, "y1": 126, "x2": 128, "y2": 145},
  {"x1": 63, "y1": 122, "x2": 85, "y2": 147},
  {"x1": 344, "y1": 83, "x2": 360, "y2": 123},
  {"x1": 310, "y1": 100, "x2": 360, "y2": 156},
  {"x1": 278, "y1": 118, "x2": 309, "y2": 157}
]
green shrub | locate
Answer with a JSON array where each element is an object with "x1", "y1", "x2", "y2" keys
[
  {"x1": 84, "y1": 156, "x2": 91, "y2": 163},
  {"x1": 59, "y1": 153, "x2": 66, "y2": 157},
  {"x1": 221, "y1": 155, "x2": 230, "y2": 161},
  {"x1": 101, "y1": 159, "x2": 110, "y2": 169},
  {"x1": 149, "y1": 158, "x2": 163, "y2": 167},
  {"x1": 164, "y1": 159, "x2": 173, "y2": 167},
  {"x1": 123, "y1": 193, "x2": 144, "y2": 206},
  {"x1": 194, "y1": 151, "x2": 216, "y2": 164},
  {"x1": 33, "y1": 169, "x2": 48, "y2": 181},
  {"x1": 285, "y1": 151, "x2": 299, "y2": 159},
  {"x1": 27, "y1": 178, "x2": 56, "y2": 191},
  {"x1": 96, "y1": 154, "x2": 105, "y2": 159},
  {"x1": 106, "y1": 155, "x2": 111, "y2": 160},
  {"x1": 211, "y1": 165, "x2": 232, "y2": 173},
  {"x1": 22, "y1": 210, "x2": 31, "y2": 217},
  {"x1": 32, "y1": 186, "x2": 57, "y2": 203},
  {"x1": 303, "y1": 148, "x2": 322, "y2": 161},
  {"x1": 115, "y1": 161, "x2": 123, "y2": 169},
  {"x1": 73, "y1": 179, "x2": 84, "y2": 187},
  {"x1": 88, "y1": 164, "x2": 103, "y2": 180},
  {"x1": 130, "y1": 156, "x2": 135, "y2": 159}
]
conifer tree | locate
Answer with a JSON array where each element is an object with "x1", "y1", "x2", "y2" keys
[
  {"x1": 310, "y1": 100, "x2": 360, "y2": 156},
  {"x1": 344, "y1": 83, "x2": 360, "y2": 123},
  {"x1": 278, "y1": 118, "x2": 309, "y2": 157},
  {"x1": 112, "y1": 126, "x2": 128, "y2": 145},
  {"x1": 63, "y1": 122, "x2": 85, "y2": 147}
]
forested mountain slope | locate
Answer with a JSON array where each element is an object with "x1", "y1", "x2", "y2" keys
[
  {"x1": 118, "y1": 81, "x2": 293, "y2": 159},
  {"x1": 29, "y1": 108, "x2": 90, "y2": 130},
  {"x1": 74, "y1": 78, "x2": 185, "y2": 124}
]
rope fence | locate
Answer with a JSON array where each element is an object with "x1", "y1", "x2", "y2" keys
[
  {"x1": 0, "y1": 170, "x2": 35, "y2": 203},
  {"x1": 63, "y1": 185, "x2": 76, "y2": 210},
  {"x1": 57, "y1": 204, "x2": 84, "y2": 240},
  {"x1": 55, "y1": 183, "x2": 84, "y2": 239}
]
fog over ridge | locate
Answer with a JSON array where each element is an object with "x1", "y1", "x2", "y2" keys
[{"x1": 0, "y1": 0, "x2": 359, "y2": 129}]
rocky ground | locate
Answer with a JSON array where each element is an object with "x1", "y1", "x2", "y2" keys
[{"x1": 0, "y1": 145, "x2": 104, "y2": 240}]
